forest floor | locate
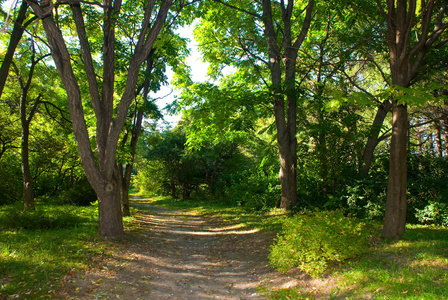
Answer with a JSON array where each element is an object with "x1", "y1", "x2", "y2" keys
[{"x1": 60, "y1": 196, "x2": 331, "y2": 299}]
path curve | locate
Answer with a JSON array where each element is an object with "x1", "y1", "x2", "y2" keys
[{"x1": 64, "y1": 196, "x2": 300, "y2": 299}]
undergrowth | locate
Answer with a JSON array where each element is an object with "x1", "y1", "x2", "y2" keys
[
  {"x1": 0, "y1": 201, "x2": 136, "y2": 299},
  {"x1": 268, "y1": 209, "x2": 371, "y2": 277}
]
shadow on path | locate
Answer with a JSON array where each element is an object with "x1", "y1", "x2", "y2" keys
[{"x1": 64, "y1": 196, "x2": 300, "y2": 299}]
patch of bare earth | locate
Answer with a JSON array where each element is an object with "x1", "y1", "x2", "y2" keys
[{"x1": 61, "y1": 197, "x2": 330, "y2": 299}]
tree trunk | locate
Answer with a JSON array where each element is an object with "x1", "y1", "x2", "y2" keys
[
  {"x1": 0, "y1": 1, "x2": 30, "y2": 99},
  {"x1": 121, "y1": 163, "x2": 133, "y2": 217},
  {"x1": 435, "y1": 120, "x2": 443, "y2": 157},
  {"x1": 170, "y1": 181, "x2": 176, "y2": 198},
  {"x1": 261, "y1": 0, "x2": 313, "y2": 210},
  {"x1": 21, "y1": 122, "x2": 34, "y2": 210},
  {"x1": 376, "y1": 0, "x2": 447, "y2": 238},
  {"x1": 98, "y1": 169, "x2": 124, "y2": 237},
  {"x1": 277, "y1": 142, "x2": 297, "y2": 210},
  {"x1": 383, "y1": 102, "x2": 408, "y2": 238},
  {"x1": 27, "y1": 0, "x2": 173, "y2": 237},
  {"x1": 361, "y1": 100, "x2": 392, "y2": 174}
]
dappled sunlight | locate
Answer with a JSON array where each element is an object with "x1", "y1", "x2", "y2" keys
[
  {"x1": 173, "y1": 228, "x2": 260, "y2": 236},
  {"x1": 86, "y1": 197, "x2": 284, "y2": 299}
]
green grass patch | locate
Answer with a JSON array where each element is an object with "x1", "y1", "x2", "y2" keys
[{"x1": 0, "y1": 202, "x2": 128, "y2": 299}]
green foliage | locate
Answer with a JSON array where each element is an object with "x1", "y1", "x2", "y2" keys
[
  {"x1": 415, "y1": 201, "x2": 448, "y2": 226},
  {"x1": 407, "y1": 155, "x2": 448, "y2": 225},
  {"x1": 224, "y1": 166, "x2": 280, "y2": 211},
  {"x1": 269, "y1": 210, "x2": 371, "y2": 277},
  {"x1": 330, "y1": 154, "x2": 389, "y2": 220},
  {"x1": 0, "y1": 154, "x2": 22, "y2": 205}
]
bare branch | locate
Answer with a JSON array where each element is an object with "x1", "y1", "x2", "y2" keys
[{"x1": 211, "y1": 0, "x2": 261, "y2": 18}]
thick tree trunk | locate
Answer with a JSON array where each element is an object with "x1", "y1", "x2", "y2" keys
[
  {"x1": 27, "y1": 0, "x2": 173, "y2": 237},
  {"x1": 98, "y1": 171, "x2": 124, "y2": 237},
  {"x1": 277, "y1": 144, "x2": 297, "y2": 210},
  {"x1": 361, "y1": 100, "x2": 392, "y2": 175},
  {"x1": 383, "y1": 103, "x2": 408, "y2": 238},
  {"x1": 377, "y1": 0, "x2": 447, "y2": 239}
]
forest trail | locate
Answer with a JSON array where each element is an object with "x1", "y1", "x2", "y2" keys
[{"x1": 62, "y1": 196, "x2": 301, "y2": 299}]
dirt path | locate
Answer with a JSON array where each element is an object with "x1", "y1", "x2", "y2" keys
[{"x1": 63, "y1": 197, "x2": 301, "y2": 299}]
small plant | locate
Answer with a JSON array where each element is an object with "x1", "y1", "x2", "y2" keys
[
  {"x1": 268, "y1": 209, "x2": 371, "y2": 277},
  {"x1": 415, "y1": 201, "x2": 448, "y2": 226}
]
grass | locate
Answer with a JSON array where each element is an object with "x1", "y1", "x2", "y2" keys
[
  {"x1": 0, "y1": 201, "x2": 136, "y2": 299},
  {"x1": 326, "y1": 225, "x2": 448, "y2": 300}
]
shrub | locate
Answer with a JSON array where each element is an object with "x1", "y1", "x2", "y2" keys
[
  {"x1": 223, "y1": 167, "x2": 280, "y2": 211},
  {"x1": 58, "y1": 177, "x2": 97, "y2": 206},
  {"x1": 415, "y1": 201, "x2": 448, "y2": 226},
  {"x1": 268, "y1": 209, "x2": 371, "y2": 277}
]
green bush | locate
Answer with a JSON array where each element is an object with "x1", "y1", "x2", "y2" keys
[
  {"x1": 415, "y1": 201, "x2": 448, "y2": 226},
  {"x1": 268, "y1": 209, "x2": 371, "y2": 277},
  {"x1": 223, "y1": 167, "x2": 280, "y2": 211},
  {"x1": 58, "y1": 177, "x2": 97, "y2": 206}
]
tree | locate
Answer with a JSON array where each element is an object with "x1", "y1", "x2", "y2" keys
[
  {"x1": 11, "y1": 36, "x2": 53, "y2": 210},
  {"x1": 118, "y1": 30, "x2": 189, "y2": 216},
  {"x1": 260, "y1": 0, "x2": 314, "y2": 209},
  {"x1": 0, "y1": 1, "x2": 37, "y2": 99},
  {"x1": 376, "y1": 0, "x2": 448, "y2": 238},
  {"x1": 26, "y1": 0, "x2": 174, "y2": 237},
  {"x1": 192, "y1": 0, "x2": 314, "y2": 209}
]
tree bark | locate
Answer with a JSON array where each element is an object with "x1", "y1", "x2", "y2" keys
[
  {"x1": 120, "y1": 109, "x2": 143, "y2": 217},
  {"x1": 0, "y1": 1, "x2": 33, "y2": 99},
  {"x1": 382, "y1": 102, "x2": 408, "y2": 238},
  {"x1": 21, "y1": 120, "x2": 34, "y2": 210},
  {"x1": 361, "y1": 100, "x2": 392, "y2": 175},
  {"x1": 98, "y1": 167, "x2": 123, "y2": 237}
]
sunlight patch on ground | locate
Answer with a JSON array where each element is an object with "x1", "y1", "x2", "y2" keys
[
  {"x1": 171, "y1": 228, "x2": 260, "y2": 236},
  {"x1": 208, "y1": 224, "x2": 245, "y2": 231}
]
